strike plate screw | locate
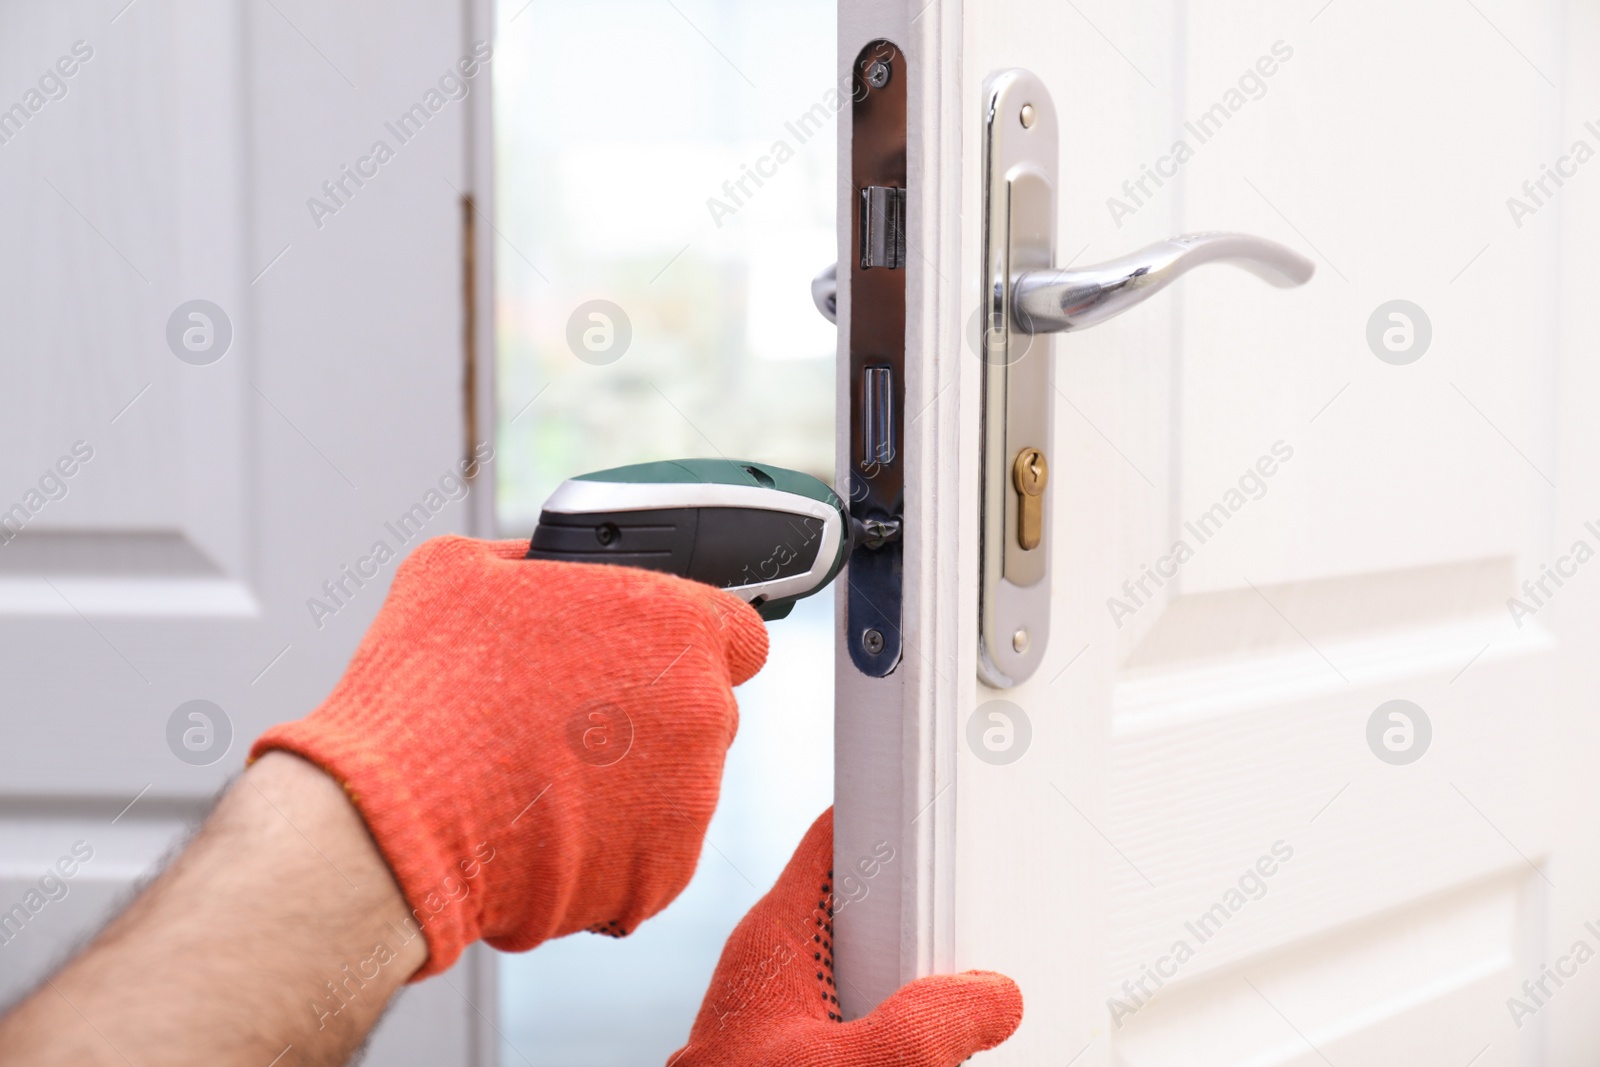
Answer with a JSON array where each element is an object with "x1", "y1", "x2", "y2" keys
[
  {"x1": 865, "y1": 60, "x2": 891, "y2": 89},
  {"x1": 862, "y1": 628, "x2": 886, "y2": 655}
]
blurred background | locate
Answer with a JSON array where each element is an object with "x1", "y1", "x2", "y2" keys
[
  {"x1": 0, "y1": 0, "x2": 840, "y2": 1061},
  {"x1": 492, "y1": 0, "x2": 837, "y2": 534},
  {"x1": 491, "y1": 1, "x2": 838, "y2": 1060}
]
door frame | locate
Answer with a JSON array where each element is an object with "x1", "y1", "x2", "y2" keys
[{"x1": 832, "y1": 0, "x2": 969, "y2": 1019}]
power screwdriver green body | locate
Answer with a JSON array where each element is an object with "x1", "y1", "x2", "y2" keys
[{"x1": 526, "y1": 459, "x2": 895, "y2": 621}]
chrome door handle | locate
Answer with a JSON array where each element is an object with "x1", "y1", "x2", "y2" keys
[
  {"x1": 811, "y1": 68, "x2": 1318, "y2": 687},
  {"x1": 812, "y1": 262, "x2": 838, "y2": 324},
  {"x1": 813, "y1": 232, "x2": 1311, "y2": 332},
  {"x1": 976, "y1": 68, "x2": 1316, "y2": 689},
  {"x1": 1011, "y1": 232, "x2": 1314, "y2": 334}
]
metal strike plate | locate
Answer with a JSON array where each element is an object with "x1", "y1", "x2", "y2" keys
[
  {"x1": 978, "y1": 70, "x2": 1056, "y2": 688},
  {"x1": 845, "y1": 39, "x2": 907, "y2": 678}
]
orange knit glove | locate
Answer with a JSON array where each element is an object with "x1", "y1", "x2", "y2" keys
[
  {"x1": 671, "y1": 809, "x2": 1023, "y2": 1066},
  {"x1": 249, "y1": 535, "x2": 768, "y2": 979}
]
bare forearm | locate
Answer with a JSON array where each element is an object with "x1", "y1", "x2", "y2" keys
[{"x1": 0, "y1": 753, "x2": 428, "y2": 1066}]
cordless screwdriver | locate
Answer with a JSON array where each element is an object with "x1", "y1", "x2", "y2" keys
[{"x1": 525, "y1": 458, "x2": 897, "y2": 620}]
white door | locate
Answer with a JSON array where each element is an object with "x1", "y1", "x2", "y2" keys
[
  {"x1": 834, "y1": 1, "x2": 1600, "y2": 1063},
  {"x1": 0, "y1": 1, "x2": 497, "y2": 1062}
]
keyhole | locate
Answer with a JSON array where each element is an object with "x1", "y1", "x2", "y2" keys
[{"x1": 1025, "y1": 452, "x2": 1046, "y2": 490}]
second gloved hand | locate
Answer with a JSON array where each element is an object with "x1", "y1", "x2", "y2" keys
[
  {"x1": 671, "y1": 808, "x2": 1023, "y2": 1066},
  {"x1": 251, "y1": 536, "x2": 768, "y2": 977}
]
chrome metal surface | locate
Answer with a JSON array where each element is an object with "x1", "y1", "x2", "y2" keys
[
  {"x1": 811, "y1": 262, "x2": 837, "y2": 323},
  {"x1": 1012, "y1": 232, "x2": 1315, "y2": 334},
  {"x1": 845, "y1": 39, "x2": 907, "y2": 679},
  {"x1": 977, "y1": 68, "x2": 1056, "y2": 689},
  {"x1": 861, "y1": 366, "x2": 895, "y2": 467},
  {"x1": 859, "y1": 185, "x2": 906, "y2": 269},
  {"x1": 976, "y1": 71, "x2": 1316, "y2": 690}
]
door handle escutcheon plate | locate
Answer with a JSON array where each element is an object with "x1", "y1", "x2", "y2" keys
[
  {"x1": 978, "y1": 68, "x2": 1056, "y2": 689},
  {"x1": 976, "y1": 70, "x2": 1315, "y2": 688}
]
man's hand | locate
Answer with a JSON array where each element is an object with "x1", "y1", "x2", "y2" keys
[
  {"x1": 0, "y1": 752, "x2": 430, "y2": 1066},
  {"x1": 252, "y1": 536, "x2": 769, "y2": 976},
  {"x1": 671, "y1": 808, "x2": 1023, "y2": 1066},
  {"x1": 0, "y1": 537, "x2": 768, "y2": 1065}
]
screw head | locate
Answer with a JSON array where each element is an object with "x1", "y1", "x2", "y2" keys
[
  {"x1": 1019, "y1": 103, "x2": 1036, "y2": 128},
  {"x1": 1012, "y1": 629, "x2": 1030, "y2": 653},
  {"x1": 865, "y1": 60, "x2": 891, "y2": 89},
  {"x1": 862, "y1": 628, "x2": 886, "y2": 655}
]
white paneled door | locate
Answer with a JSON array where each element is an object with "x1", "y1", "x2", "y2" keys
[
  {"x1": 0, "y1": 1, "x2": 496, "y2": 1062},
  {"x1": 835, "y1": 1, "x2": 1600, "y2": 1063}
]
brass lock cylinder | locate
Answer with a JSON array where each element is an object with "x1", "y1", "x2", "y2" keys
[{"x1": 1012, "y1": 447, "x2": 1048, "y2": 550}]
